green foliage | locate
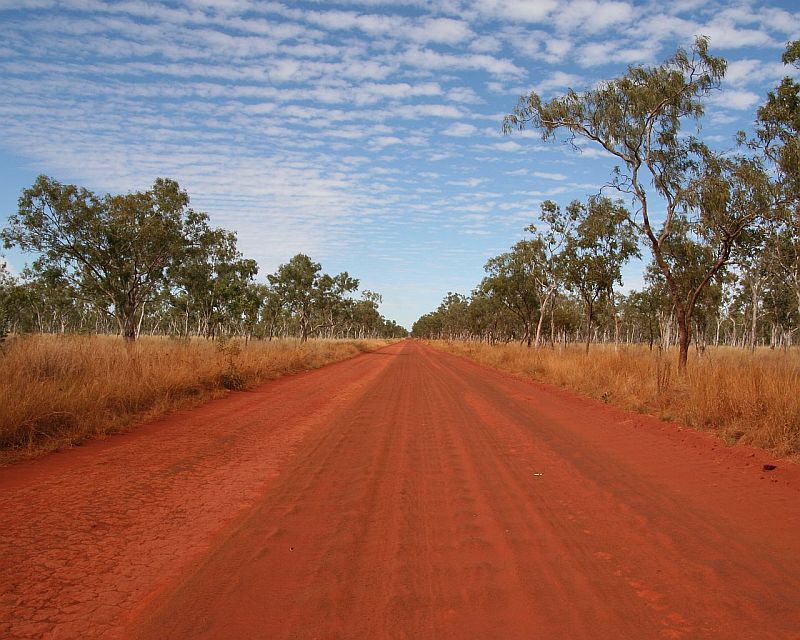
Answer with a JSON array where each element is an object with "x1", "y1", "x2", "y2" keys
[
  {"x1": 481, "y1": 242, "x2": 542, "y2": 346},
  {"x1": 268, "y1": 254, "x2": 356, "y2": 342},
  {"x1": 0, "y1": 261, "x2": 14, "y2": 340},
  {"x1": 171, "y1": 211, "x2": 258, "y2": 338},
  {"x1": 1, "y1": 179, "x2": 406, "y2": 342},
  {"x1": 503, "y1": 37, "x2": 775, "y2": 371},
  {"x1": 2, "y1": 176, "x2": 192, "y2": 340},
  {"x1": 751, "y1": 40, "x2": 800, "y2": 325},
  {"x1": 561, "y1": 196, "x2": 639, "y2": 350}
]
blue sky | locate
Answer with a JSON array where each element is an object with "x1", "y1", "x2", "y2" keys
[{"x1": 1, "y1": 0, "x2": 798, "y2": 328}]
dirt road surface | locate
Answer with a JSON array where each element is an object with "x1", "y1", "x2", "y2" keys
[{"x1": 2, "y1": 340, "x2": 800, "y2": 639}]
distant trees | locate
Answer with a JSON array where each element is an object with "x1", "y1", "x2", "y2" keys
[
  {"x1": 267, "y1": 255, "x2": 361, "y2": 342},
  {"x1": 478, "y1": 200, "x2": 571, "y2": 347},
  {"x1": 171, "y1": 210, "x2": 258, "y2": 339},
  {"x1": 481, "y1": 241, "x2": 543, "y2": 347},
  {"x1": 560, "y1": 196, "x2": 638, "y2": 352},
  {"x1": 412, "y1": 249, "x2": 798, "y2": 353},
  {"x1": 413, "y1": 194, "x2": 639, "y2": 350},
  {"x1": 2, "y1": 177, "x2": 406, "y2": 342}
]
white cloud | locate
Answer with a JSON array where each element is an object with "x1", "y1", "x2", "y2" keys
[
  {"x1": 534, "y1": 71, "x2": 585, "y2": 94},
  {"x1": 758, "y1": 8, "x2": 800, "y2": 35},
  {"x1": 370, "y1": 136, "x2": 404, "y2": 148},
  {"x1": 392, "y1": 103, "x2": 464, "y2": 119},
  {"x1": 632, "y1": 13, "x2": 696, "y2": 45},
  {"x1": 554, "y1": 0, "x2": 635, "y2": 33},
  {"x1": 724, "y1": 59, "x2": 790, "y2": 87},
  {"x1": 447, "y1": 86, "x2": 482, "y2": 103},
  {"x1": 532, "y1": 171, "x2": 568, "y2": 181},
  {"x1": 700, "y1": 20, "x2": 778, "y2": 49},
  {"x1": 492, "y1": 141, "x2": 523, "y2": 152},
  {"x1": 708, "y1": 89, "x2": 761, "y2": 110},
  {"x1": 468, "y1": 34, "x2": 503, "y2": 53},
  {"x1": 576, "y1": 41, "x2": 655, "y2": 67},
  {"x1": 443, "y1": 123, "x2": 478, "y2": 136},
  {"x1": 544, "y1": 37, "x2": 572, "y2": 61},
  {"x1": 400, "y1": 46, "x2": 525, "y2": 77},
  {"x1": 472, "y1": 0, "x2": 559, "y2": 23},
  {"x1": 301, "y1": 10, "x2": 474, "y2": 45},
  {"x1": 415, "y1": 17, "x2": 474, "y2": 44}
]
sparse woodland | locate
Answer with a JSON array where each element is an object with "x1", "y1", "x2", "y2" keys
[
  {"x1": 0, "y1": 169, "x2": 404, "y2": 456},
  {"x1": 0, "y1": 178, "x2": 406, "y2": 343},
  {"x1": 414, "y1": 38, "x2": 800, "y2": 372}
]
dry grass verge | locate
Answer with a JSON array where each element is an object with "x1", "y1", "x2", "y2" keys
[
  {"x1": 430, "y1": 341, "x2": 800, "y2": 459},
  {"x1": 1, "y1": 334, "x2": 389, "y2": 462}
]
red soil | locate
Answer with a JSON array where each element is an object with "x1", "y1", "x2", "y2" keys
[{"x1": 2, "y1": 340, "x2": 799, "y2": 639}]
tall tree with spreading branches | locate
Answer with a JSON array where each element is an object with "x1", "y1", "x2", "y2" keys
[
  {"x1": 504, "y1": 36, "x2": 771, "y2": 372},
  {"x1": 2, "y1": 176, "x2": 193, "y2": 341}
]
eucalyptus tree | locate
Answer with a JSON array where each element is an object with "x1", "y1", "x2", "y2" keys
[
  {"x1": 504, "y1": 36, "x2": 770, "y2": 372},
  {"x1": 2, "y1": 176, "x2": 192, "y2": 341},
  {"x1": 436, "y1": 292, "x2": 471, "y2": 340},
  {"x1": 267, "y1": 254, "x2": 321, "y2": 342},
  {"x1": 350, "y1": 291, "x2": 382, "y2": 339},
  {"x1": 411, "y1": 311, "x2": 443, "y2": 339},
  {"x1": 752, "y1": 40, "x2": 800, "y2": 321},
  {"x1": 619, "y1": 287, "x2": 663, "y2": 349},
  {"x1": 523, "y1": 199, "x2": 572, "y2": 346},
  {"x1": 315, "y1": 272, "x2": 359, "y2": 338},
  {"x1": 267, "y1": 254, "x2": 363, "y2": 342},
  {"x1": 761, "y1": 273, "x2": 798, "y2": 348},
  {"x1": 466, "y1": 289, "x2": 511, "y2": 344},
  {"x1": 171, "y1": 212, "x2": 258, "y2": 338},
  {"x1": 561, "y1": 196, "x2": 639, "y2": 352},
  {"x1": 481, "y1": 238, "x2": 549, "y2": 347},
  {"x1": 0, "y1": 261, "x2": 15, "y2": 339},
  {"x1": 381, "y1": 319, "x2": 407, "y2": 339},
  {"x1": 259, "y1": 286, "x2": 287, "y2": 340}
]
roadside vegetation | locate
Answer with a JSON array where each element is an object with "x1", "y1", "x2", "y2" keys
[
  {"x1": 415, "y1": 39, "x2": 800, "y2": 457},
  {"x1": 431, "y1": 341, "x2": 800, "y2": 458},
  {"x1": 0, "y1": 174, "x2": 406, "y2": 461},
  {"x1": 0, "y1": 334, "x2": 390, "y2": 462}
]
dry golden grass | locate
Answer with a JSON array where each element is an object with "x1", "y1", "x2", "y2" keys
[
  {"x1": 1, "y1": 334, "x2": 389, "y2": 461},
  {"x1": 431, "y1": 341, "x2": 800, "y2": 458}
]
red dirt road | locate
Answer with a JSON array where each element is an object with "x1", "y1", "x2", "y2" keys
[{"x1": 2, "y1": 340, "x2": 800, "y2": 639}]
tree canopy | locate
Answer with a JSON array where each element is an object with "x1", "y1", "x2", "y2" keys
[{"x1": 2, "y1": 177, "x2": 406, "y2": 342}]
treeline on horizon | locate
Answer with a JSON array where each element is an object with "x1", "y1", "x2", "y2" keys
[
  {"x1": 0, "y1": 177, "x2": 407, "y2": 342},
  {"x1": 414, "y1": 38, "x2": 800, "y2": 372}
]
